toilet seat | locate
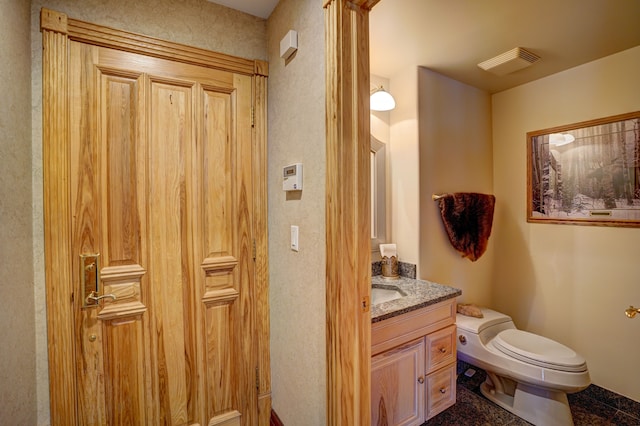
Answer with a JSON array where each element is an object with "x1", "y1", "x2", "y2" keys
[{"x1": 493, "y1": 329, "x2": 587, "y2": 372}]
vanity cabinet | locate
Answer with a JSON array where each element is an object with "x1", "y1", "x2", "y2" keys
[{"x1": 371, "y1": 298, "x2": 457, "y2": 425}]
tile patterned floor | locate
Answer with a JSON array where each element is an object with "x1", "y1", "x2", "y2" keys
[{"x1": 424, "y1": 361, "x2": 640, "y2": 426}]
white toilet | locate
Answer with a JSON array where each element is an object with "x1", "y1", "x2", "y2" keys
[{"x1": 456, "y1": 307, "x2": 590, "y2": 426}]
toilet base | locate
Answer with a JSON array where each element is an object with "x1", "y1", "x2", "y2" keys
[{"x1": 481, "y1": 372, "x2": 574, "y2": 426}]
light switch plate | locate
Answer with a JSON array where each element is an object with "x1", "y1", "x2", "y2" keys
[{"x1": 290, "y1": 225, "x2": 299, "y2": 251}]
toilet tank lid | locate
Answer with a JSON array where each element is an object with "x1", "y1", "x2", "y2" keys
[{"x1": 456, "y1": 308, "x2": 512, "y2": 334}]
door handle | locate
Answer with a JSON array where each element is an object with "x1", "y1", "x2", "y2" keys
[
  {"x1": 625, "y1": 306, "x2": 640, "y2": 318},
  {"x1": 81, "y1": 253, "x2": 116, "y2": 307},
  {"x1": 85, "y1": 291, "x2": 117, "y2": 305}
]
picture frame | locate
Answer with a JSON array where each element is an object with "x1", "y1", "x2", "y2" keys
[{"x1": 527, "y1": 111, "x2": 640, "y2": 227}]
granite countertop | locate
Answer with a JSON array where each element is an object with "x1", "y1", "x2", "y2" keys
[{"x1": 371, "y1": 275, "x2": 461, "y2": 323}]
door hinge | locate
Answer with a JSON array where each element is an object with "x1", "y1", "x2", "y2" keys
[
  {"x1": 252, "y1": 239, "x2": 256, "y2": 260},
  {"x1": 255, "y1": 366, "x2": 260, "y2": 389},
  {"x1": 251, "y1": 107, "x2": 255, "y2": 128}
]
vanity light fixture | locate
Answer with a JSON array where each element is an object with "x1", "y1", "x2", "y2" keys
[{"x1": 370, "y1": 86, "x2": 396, "y2": 111}]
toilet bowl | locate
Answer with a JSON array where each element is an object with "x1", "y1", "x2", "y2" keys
[{"x1": 456, "y1": 308, "x2": 590, "y2": 426}]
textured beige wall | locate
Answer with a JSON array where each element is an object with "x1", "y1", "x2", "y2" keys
[
  {"x1": 30, "y1": 1, "x2": 267, "y2": 423},
  {"x1": 31, "y1": 0, "x2": 267, "y2": 60},
  {"x1": 492, "y1": 46, "x2": 640, "y2": 401},
  {"x1": 0, "y1": 0, "x2": 36, "y2": 424},
  {"x1": 266, "y1": 0, "x2": 326, "y2": 424},
  {"x1": 389, "y1": 67, "x2": 420, "y2": 268},
  {"x1": 387, "y1": 66, "x2": 494, "y2": 302},
  {"x1": 417, "y1": 68, "x2": 494, "y2": 305}
]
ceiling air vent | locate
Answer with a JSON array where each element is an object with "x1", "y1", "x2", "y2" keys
[{"x1": 478, "y1": 47, "x2": 540, "y2": 76}]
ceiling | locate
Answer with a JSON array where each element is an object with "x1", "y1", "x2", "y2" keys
[
  {"x1": 370, "y1": 0, "x2": 640, "y2": 93},
  {"x1": 210, "y1": 0, "x2": 640, "y2": 94}
]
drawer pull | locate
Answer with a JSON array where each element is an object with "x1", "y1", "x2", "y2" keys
[
  {"x1": 439, "y1": 347, "x2": 447, "y2": 353},
  {"x1": 439, "y1": 387, "x2": 447, "y2": 394},
  {"x1": 417, "y1": 376, "x2": 424, "y2": 384}
]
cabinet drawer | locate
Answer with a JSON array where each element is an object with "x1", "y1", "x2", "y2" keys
[
  {"x1": 425, "y1": 324, "x2": 456, "y2": 373},
  {"x1": 372, "y1": 298, "x2": 456, "y2": 356},
  {"x1": 426, "y1": 363, "x2": 456, "y2": 420}
]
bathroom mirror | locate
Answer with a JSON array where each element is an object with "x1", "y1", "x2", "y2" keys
[
  {"x1": 527, "y1": 111, "x2": 640, "y2": 227},
  {"x1": 371, "y1": 135, "x2": 388, "y2": 247}
]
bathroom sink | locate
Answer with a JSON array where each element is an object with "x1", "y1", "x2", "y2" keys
[{"x1": 371, "y1": 285, "x2": 406, "y2": 305}]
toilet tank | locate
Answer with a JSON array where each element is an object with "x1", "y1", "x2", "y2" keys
[{"x1": 456, "y1": 308, "x2": 515, "y2": 344}]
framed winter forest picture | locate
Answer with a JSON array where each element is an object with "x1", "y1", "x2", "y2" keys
[{"x1": 527, "y1": 111, "x2": 640, "y2": 227}]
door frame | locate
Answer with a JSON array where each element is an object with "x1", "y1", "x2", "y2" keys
[
  {"x1": 323, "y1": 0, "x2": 380, "y2": 424},
  {"x1": 40, "y1": 9, "x2": 270, "y2": 424}
]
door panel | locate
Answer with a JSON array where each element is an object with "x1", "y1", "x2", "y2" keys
[
  {"x1": 41, "y1": 11, "x2": 270, "y2": 425},
  {"x1": 202, "y1": 88, "x2": 233, "y2": 258},
  {"x1": 103, "y1": 318, "x2": 146, "y2": 425},
  {"x1": 100, "y1": 70, "x2": 142, "y2": 266},
  {"x1": 64, "y1": 38, "x2": 254, "y2": 426},
  {"x1": 69, "y1": 41, "x2": 111, "y2": 426},
  {"x1": 148, "y1": 78, "x2": 195, "y2": 424},
  {"x1": 199, "y1": 86, "x2": 239, "y2": 419}
]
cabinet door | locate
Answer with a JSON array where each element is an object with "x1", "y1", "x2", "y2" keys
[{"x1": 371, "y1": 338, "x2": 425, "y2": 426}]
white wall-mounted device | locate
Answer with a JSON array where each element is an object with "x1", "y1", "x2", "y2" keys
[
  {"x1": 280, "y1": 30, "x2": 298, "y2": 60},
  {"x1": 283, "y1": 163, "x2": 303, "y2": 191}
]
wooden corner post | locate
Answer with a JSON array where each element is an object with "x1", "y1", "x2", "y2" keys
[{"x1": 324, "y1": 0, "x2": 378, "y2": 424}]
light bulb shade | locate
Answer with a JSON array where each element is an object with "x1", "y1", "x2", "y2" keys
[{"x1": 370, "y1": 88, "x2": 396, "y2": 111}]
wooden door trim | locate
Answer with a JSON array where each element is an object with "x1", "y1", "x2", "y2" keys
[
  {"x1": 41, "y1": 14, "x2": 75, "y2": 425},
  {"x1": 41, "y1": 8, "x2": 266, "y2": 77},
  {"x1": 324, "y1": 0, "x2": 379, "y2": 424},
  {"x1": 40, "y1": 8, "x2": 270, "y2": 425},
  {"x1": 252, "y1": 70, "x2": 272, "y2": 423}
]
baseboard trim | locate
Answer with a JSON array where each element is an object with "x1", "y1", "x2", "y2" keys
[{"x1": 270, "y1": 409, "x2": 284, "y2": 426}]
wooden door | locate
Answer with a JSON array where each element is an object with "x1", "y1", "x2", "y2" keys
[
  {"x1": 371, "y1": 338, "x2": 425, "y2": 426},
  {"x1": 41, "y1": 10, "x2": 270, "y2": 426}
]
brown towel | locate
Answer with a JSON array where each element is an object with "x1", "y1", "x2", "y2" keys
[
  {"x1": 437, "y1": 192, "x2": 495, "y2": 261},
  {"x1": 457, "y1": 303, "x2": 484, "y2": 318}
]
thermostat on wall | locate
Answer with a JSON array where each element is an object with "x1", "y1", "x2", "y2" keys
[{"x1": 283, "y1": 163, "x2": 303, "y2": 191}]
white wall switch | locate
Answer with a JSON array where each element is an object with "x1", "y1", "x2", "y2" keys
[{"x1": 290, "y1": 225, "x2": 299, "y2": 251}]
